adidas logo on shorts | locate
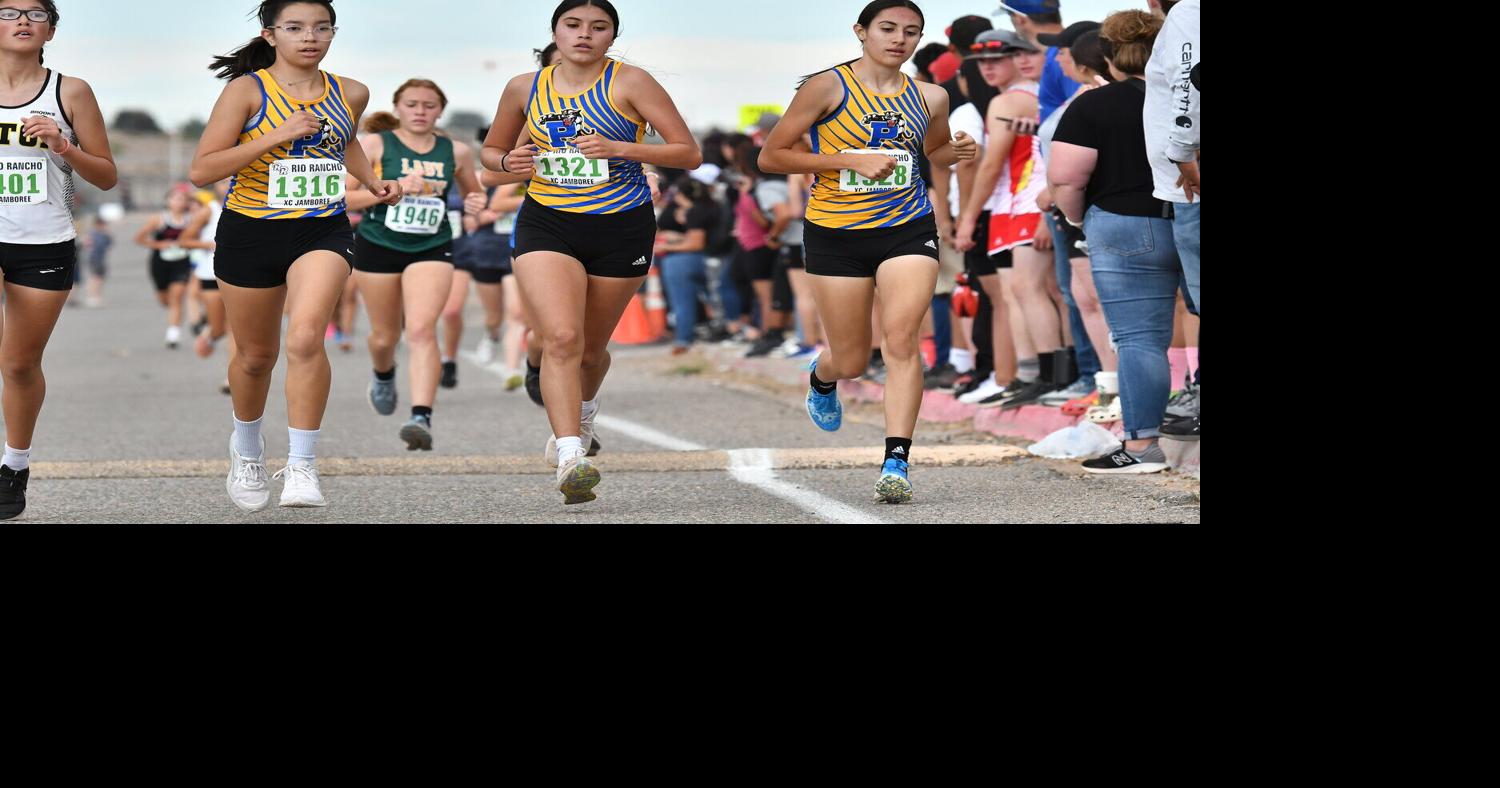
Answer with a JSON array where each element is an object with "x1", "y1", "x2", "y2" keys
[
  {"x1": 632, "y1": 257, "x2": 648, "y2": 266},
  {"x1": 924, "y1": 240, "x2": 937, "y2": 249}
]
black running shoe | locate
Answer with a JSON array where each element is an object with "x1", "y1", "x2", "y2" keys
[
  {"x1": 744, "y1": 334, "x2": 784, "y2": 358},
  {"x1": 923, "y1": 363, "x2": 959, "y2": 391},
  {"x1": 999, "y1": 378, "x2": 1057, "y2": 410},
  {"x1": 588, "y1": 437, "x2": 601, "y2": 456},
  {"x1": 525, "y1": 361, "x2": 544, "y2": 407},
  {"x1": 952, "y1": 373, "x2": 983, "y2": 398},
  {"x1": 1082, "y1": 444, "x2": 1169, "y2": 474},
  {"x1": 1161, "y1": 415, "x2": 1200, "y2": 441},
  {"x1": 440, "y1": 361, "x2": 458, "y2": 389},
  {"x1": 0, "y1": 465, "x2": 28, "y2": 520}
]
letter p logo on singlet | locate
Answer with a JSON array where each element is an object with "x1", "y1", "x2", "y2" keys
[
  {"x1": 540, "y1": 109, "x2": 596, "y2": 149},
  {"x1": 289, "y1": 116, "x2": 333, "y2": 157},
  {"x1": 545, "y1": 121, "x2": 577, "y2": 148},
  {"x1": 862, "y1": 111, "x2": 916, "y2": 147}
]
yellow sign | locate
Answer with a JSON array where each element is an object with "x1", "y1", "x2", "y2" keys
[{"x1": 739, "y1": 104, "x2": 786, "y2": 132}]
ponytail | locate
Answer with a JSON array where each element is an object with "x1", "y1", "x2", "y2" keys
[
  {"x1": 36, "y1": 0, "x2": 61, "y2": 65},
  {"x1": 209, "y1": 36, "x2": 276, "y2": 81},
  {"x1": 363, "y1": 112, "x2": 401, "y2": 133},
  {"x1": 797, "y1": 58, "x2": 859, "y2": 89},
  {"x1": 209, "y1": 1, "x2": 338, "y2": 81}
]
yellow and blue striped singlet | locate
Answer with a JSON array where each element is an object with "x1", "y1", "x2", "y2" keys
[
  {"x1": 225, "y1": 69, "x2": 356, "y2": 220},
  {"x1": 806, "y1": 64, "x2": 933, "y2": 230},
  {"x1": 524, "y1": 60, "x2": 651, "y2": 214}
]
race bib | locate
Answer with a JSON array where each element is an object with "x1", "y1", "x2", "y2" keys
[
  {"x1": 839, "y1": 149, "x2": 914, "y2": 193},
  {"x1": 268, "y1": 159, "x2": 346, "y2": 209},
  {"x1": 0, "y1": 157, "x2": 47, "y2": 205},
  {"x1": 448, "y1": 210, "x2": 463, "y2": 240},
  {"x1": 159, "y1": 245, "x2": 190, "y2": 262},
  {"x1": 383, "y1": 196, "x2": 446, "y2": 235},
  {"x1": 536, "y1": 150, "x2": 609, "y2": 187}
]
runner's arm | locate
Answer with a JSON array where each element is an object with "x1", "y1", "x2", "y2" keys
[{"x1": 46, "y1": 76, "x2": 117, "y2": 190}]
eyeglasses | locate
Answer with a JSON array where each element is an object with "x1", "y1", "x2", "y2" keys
[
  {"x1": 266, "y1": 24, "x2": 338, "y2": 40},
  {"x1": 0, "y1": 8, "x2": 53, "y2": 22}
]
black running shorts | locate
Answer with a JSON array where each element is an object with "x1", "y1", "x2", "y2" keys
[
  {"x1": 353, "y1": 235, "x2": 454, "y2": 275},
  {"x1": 214, "y1": 210, "x2": 356, "y2": 289},
  {"x1": 511, "y1": 196, "x2": 656, "y2": 279},
  {"x1": 803, "y1": 213, "x2": 940, "y2": 278},
  {"x1": 0, "y1": 240, "x2": 75, "y2": 291}
]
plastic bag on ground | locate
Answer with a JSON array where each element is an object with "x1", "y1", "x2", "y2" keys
[{"x1": 1027, "y1": 422, "x2": 1120, "y2": 459}]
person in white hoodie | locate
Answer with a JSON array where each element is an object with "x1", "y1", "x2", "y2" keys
[{"x1": 1144, "y1": 0, "x2": 1198, "y2": 313}]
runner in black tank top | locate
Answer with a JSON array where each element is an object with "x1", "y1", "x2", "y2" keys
[{"x1": 133, "y1": 187, "x2": 202, "y2": 349}]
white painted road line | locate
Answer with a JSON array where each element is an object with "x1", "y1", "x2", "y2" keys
[
  {"x1": 728, "y1": 449, "x2": 886, "y2": 525},
  {"x1": 464, "y1": 352, "x2": 885, "y2": 523}
]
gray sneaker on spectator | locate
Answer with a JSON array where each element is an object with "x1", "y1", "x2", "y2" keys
[
  {"x1": 1041, "y1": 378, "x2": 1094, "y2": 407},
  {"x1": 1166, "y1": 383, "x2": 1199, "y2": 419}
]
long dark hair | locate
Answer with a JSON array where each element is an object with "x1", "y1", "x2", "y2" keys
[
  {"x1": 1068, "y1": 31, "x2": 1113, "y2": 84},
  {"x1": 551, "y1": 0, "x2": 620, "y2": 37},
  {"x1": 958, "y1": 59, "x2": 997, "y2": 114},
  {"x1": 209, "y1": 1, "x2": 337, "y2": 81},
  {"x1": 534, "y1": 43, "x2": 559, "y2": 68},
  {"x1": 798, "y1": 0, "x2": 924, "y2": 88},
  {"x1": 32, "y1": 0, "x2": 60, "y2": 65}
]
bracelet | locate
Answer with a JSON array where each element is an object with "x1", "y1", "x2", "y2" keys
[
  {"x1": 500, "y1": 152, "x2": 511, "y2": 173},
  {"x1": 53, "y1": 137, "x2": 71, "y2": 156}
]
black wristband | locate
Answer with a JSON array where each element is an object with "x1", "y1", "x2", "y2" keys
[{"x1": 500, "y1": 152, "x2": 511, "y2": 173}]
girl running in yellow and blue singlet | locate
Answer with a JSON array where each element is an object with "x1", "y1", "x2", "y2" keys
[
  {"x1": 760, "y1": 0, "x2": 977, "y2": 505},
  {"x1": 481, "y1": 0, "x2": 701, "y2": 507},
  {"x1": 191, "y1": 0, "x2": 400, "y2": 514}
]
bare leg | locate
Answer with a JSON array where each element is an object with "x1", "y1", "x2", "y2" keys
[
  {"x1": 0, "y1": 282, "x2": 71, "y2": 452},
  {"x1": 282, "y1": 254, "x2": 351, "y2": 430},
  {"x1": 219, "y1": 281, "x2": 288, "y2": 422},
  {"x1": 441, "y1": 268, "x2": 470, "y2": 362},
  {"x1": 807, "y1": 275, "x2": 876, "y2": 382},
  {"x1": 1010, "y1": 245, "x2": 1062, "y2": 354},
  {"x1": 875, "y1": 258, "x2": 941, "y2": 439},
  {"x1": 1069, "y1": 258, "x2": 1116, "y2": 372},
  {"x1": 977, "y1": 273, "x2": 1017, "y2": 384},
  {"x1": 400, "y1": 262, "x2": 455, "y2": 409},
  {"x1": 355, "y1": 271, "x2": 404, "y2": 375},
  {"x1": 786, "y1": 267, "x2": 821, "y2": 346}
]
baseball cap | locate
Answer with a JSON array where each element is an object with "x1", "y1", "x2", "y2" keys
[
  {"x1": 995, "y1": 1, "x2": 1061, "y2": 17},
  {"x1": 1037, "y1": 20, "x2": 1100, "y2": 48},
  {"x1": 945, "y1": 15, "x2": 993, "y2": 51},
  {"x1": 929, "y1": 51, "x2": 961, "y2": 83},
  {"x1": 966, "y1": 28, "x2": 1040, "y2": 59}
]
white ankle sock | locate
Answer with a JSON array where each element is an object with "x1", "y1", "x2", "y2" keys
[
  {"x1": 3, "y1": 443, "x2": 31, "y2": 471},
  {"x1": 288, "y1": 428, "x2": 319, "y2": 468},
  {"x1": 581, "y1": 398, "x2": 599, "y2": 419},
  {"x1": 233, "y1": 416, "x2": 263, "y2": 459},
  {"x1": 555, "y1": 435, "x2": 585, "y2": 463},
  {"x1": 950, "y1": 348, "x2": 975, "y2": 373}
]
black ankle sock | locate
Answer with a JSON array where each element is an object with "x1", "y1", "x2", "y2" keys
[
  {"x1": 441, "y1": 360, "x2": 456, "y2": 369},
  {"x1": 1039, "y1": 352, "x2": 1055, "y2": 384},
  {"x1": 885, "y1": 438, "x2": 912, "y2": 463},
  {"x1": 810, "y1": 369, "x2": 837, "y2": 395},
  {"x1": 412, "y1": 406, "x2": 433, "y2": 421},
  {"x1": 374, "y1": 366, "x2": 396, "y2": 381}
]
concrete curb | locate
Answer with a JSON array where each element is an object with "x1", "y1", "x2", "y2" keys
[{"x1": 709, "y1": 346, "x2": 1200, "y2": 477}]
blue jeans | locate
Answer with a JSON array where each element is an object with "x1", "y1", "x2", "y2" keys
[
  {"x1": 1172, "y1": 202, "x2": 1200, "y2": 315},
  {"x1": 660, "y1": 252, "x2": 708, "y2": 346},
  {"x1": 931, "y1": 294, "x2": 952, "y2": 368},
  {"x1": 1085, "y1": 206, "x2": 1181, "y2": 441},
  {"x1": 717, "y1": 257, "x2": 744, "y2": 326},
  {"x1": 1045, "y1": 211, "x2": 1100, "y2": 384}
]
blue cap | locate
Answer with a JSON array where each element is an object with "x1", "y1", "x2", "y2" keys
[{"x1": 996, "y1": 1, "x2": 1061, "y2": 16}]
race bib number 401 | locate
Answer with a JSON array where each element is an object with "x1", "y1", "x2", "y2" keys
[
  {"x1": 0, "y1": 158, "x2": 47, "y2": 205},
  {"x1": 839, "y1": 149, "x2": 913, "y2": 193},
  {"x1": 384, "y1": 196, "x2": 446, "y2": 235},
  {"x1": 269, "y1": 159, "x2": 346, "y2": 209},
  {"x1": 536, "y1": 150, "x2": 609, "y2": 187}
]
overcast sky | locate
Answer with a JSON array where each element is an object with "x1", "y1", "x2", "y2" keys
[{"x1": 45, "y1": 0, "x2": 1132, "y2": 132}]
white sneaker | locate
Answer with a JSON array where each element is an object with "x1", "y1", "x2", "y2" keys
[
  {"x1": 556, "y1": 456, "x2": 600, "y2": 505},
  {"x1": 958, "y1": 377, "x2": 1005, "y2": 405},
  {"x1": 772, "y1": 337, "x2": 801, "y2": 358},
  {"x1": 226, "y1": 434, "x2": 271, "y2": 512},
  {"x1": 274, "y1": 464, "x2": 327, "y2": 508},
  {"x1": 544, "y1": 401, "x2": 600, "y2": 467},
  {"x1": 475, "y1": 335, "x2": 499, "y2": 367},
  {"x1": 165, "y1": 325, "x2": 182, "y2": 349}
]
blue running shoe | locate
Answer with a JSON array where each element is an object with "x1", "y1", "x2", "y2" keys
[
  {"x1": 806, "y1": 360, "x2": 843, "y2": 432},
  {"x1": 875, "y1": 458, "x2": 913, "y2": 504}
]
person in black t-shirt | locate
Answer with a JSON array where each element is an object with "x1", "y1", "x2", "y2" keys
[
  {"x1": 655, "y1": 176, "x2": 720, "y2": 354},
  {"x1": 1048, "y1": 10, "x2": 1179, "y2": 475}
]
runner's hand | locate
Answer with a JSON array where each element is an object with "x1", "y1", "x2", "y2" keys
[
  {"x1": 503, "y1": 145, "x2": 538, "y2": 176},
  {"x1": 20, "y1": 114, "x2": 66, "y2": 150},
  {"x1": 951, "y1": 131, "x2": 977, "y2": 161},
  {"x1": 573, "y1": 134, "x2": 619, "y2": 161},
  {"x1": 367, "y1": 180, "x2": 403, "y2": 206},
  {"x1": 275, "y1": 111, "x2": 325, "y2": 146},
  {"x1": 463, "y1": 191, "x2": 488, "y2": 216},
  {"x1": 846, "y1": 153, "x2": 897, "y2": 181}
]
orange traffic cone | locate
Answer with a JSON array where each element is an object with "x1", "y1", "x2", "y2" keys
[{"x1": 643, "y1": 268, "x2": 668, "y2": 338}]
